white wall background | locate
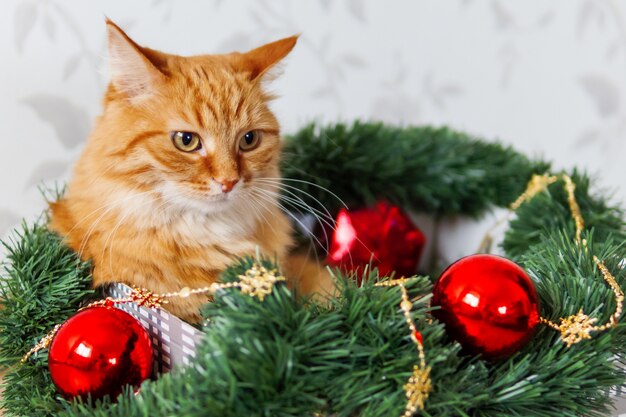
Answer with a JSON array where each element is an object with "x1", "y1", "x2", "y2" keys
[{"x1": 0, "y1": 0, "x2": 625, "y2": 264}]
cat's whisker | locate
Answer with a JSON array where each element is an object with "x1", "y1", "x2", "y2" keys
[
  {"x1": 245, "y1": 190, "x2": 274, "y2": 229},
  {"x1": 105, "y1": 192, "x2": 183, "y2": 277},
  {"x1": 100, "y1": 192, "x2": 165, "y2": 275},
  {"x1": 254, "y1": 180, "x2": 336, "y2": 225},
  {"x1": 277, "y1": 192, "x2": 336, "y2": 234},
  {"x1": 257, "y1": 177, "x2": 349, "y2": 209},
  {"x1": 73, "y1": 199, "x2": 129, "y2": 252},
  {"x1": 250, "y1": 188, "x2": 329, "y2": 255},
  {"x1": 253, "y1": 185, "x2": 326, "y2": 281},
  {"x1": 67, "y1": 188, "x2": 154, "y2": 239},
  {"x1": 68, "y1": 162, "x2": 148, "y2": 259},
  {"x1": 74, "y1": 190, "x2": 152, "y2": 254},
  {"x1": 82, "y1": 159, "x2": 118, "y2": 188},
  {"x1": 106, "y1": 195, "x2": 176, "y2": 277},
  {"x1": 245, "y1": 192, "x2": 284, "y2": 257},
  {"x1": 102, "y1": 215, "x2": 130, "y2": 277},
  {"x1": 253, "y1": 184, "x2": 335, "y2": 227},
  {"x1": 249, "y1": 188, "x2": 331, "y2": 276},
  {"x1": 249, "y1": 189, "x2": 328, "y2": 254},
  {"x1": 253, "y1": 179, "x2": 338, "y2": 253},
  {"x1": 254, "y1": 178, "x2": 341, "y2": 229},
  {"x1": 278, "y1": 158, "x2": 311, "y2": 179},
  {"x1": 251, "y1": 186, "x2": 333, "y2": 252},
  {"x1": 254, "y1": 181, "x2": 374, "y2": 272},
  {"x1": 75, "y1": 189, "x2": 154, "y2": 261}
]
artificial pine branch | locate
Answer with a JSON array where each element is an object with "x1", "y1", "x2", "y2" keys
[
  {"x1": 282, "y1": 122, "x2": 549, "y2": 216},
  {"x1": 0, "y1": 122, "x2": 623, "y2": 417},
  {"x1": 0, "y1": 221, "x2": 93, "y2": 416},
  {"x1": 503, "y1": 171, "x2": 625, "y2": 259}
]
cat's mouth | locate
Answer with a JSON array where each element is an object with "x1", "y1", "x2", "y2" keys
[
  {"x1": 186, "y1": 182, "x2": 242, "y2": 201},
  {"x1": 157, "y1": 181, "x2": 243, "y2": 214}
]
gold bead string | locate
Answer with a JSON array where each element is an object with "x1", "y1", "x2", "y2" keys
[
  {"x1": 509, "y1": 174, "x2": 558, "y2": 211},
  {"x1": 160, "y1": 263, "x2": 285, "y2": 303},
  {"x1": 562, "y1": 175, "x2": 585, "y2": 246},
  {"x1": 539, "y1": 256, "x2": 625, "y2": 346},
  {"x1": 483, "y1": 173, "x2": 624, "y2": 347},
  {"x1": 591, "y1": 257, "x2": 624, "y2": 331},
  {"x1": 20, "y1": 324, "x2": 62, "y2": 364},
  {"x1": 375, "y1": 278, "x2": 432, "y2": 416},
  {"x1": 19, "y1": 173, "x2": 623, "y2": 417},
  {"x1": 21, "y1": 263, "x2": 285, "y2": 363},
  {"x1": 477, "y1": 174, "x2": 558, "y2": 253}
]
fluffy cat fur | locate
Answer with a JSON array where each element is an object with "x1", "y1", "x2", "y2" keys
[{"x1": 50, "y1": 20, "x2": 332, "y2": 322}]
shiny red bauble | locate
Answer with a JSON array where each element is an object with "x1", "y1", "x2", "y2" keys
[
  {"x1": 326, "y1": 201, "x2": 425, "y2": 280},
  {"x1": 48, "y1": 306, "x2": 153, "y2": 401},
  {"x1": 432, "y1": 254, "x2": 539, "y2": 360}
]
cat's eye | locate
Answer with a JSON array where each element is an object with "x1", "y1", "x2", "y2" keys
[
  {"x1": 171, "y1": 131, "x2": 202, "y2": 152},
  {"x1": 239, "y1": 130, "x2": 261, "y2": 152}
]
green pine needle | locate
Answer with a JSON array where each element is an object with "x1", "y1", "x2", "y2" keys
[{"x1": 0, "y1": 122, "x2": 624, "y2": 417}]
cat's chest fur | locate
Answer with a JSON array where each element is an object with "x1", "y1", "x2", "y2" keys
[
  {"x1": 155, "y1": 208, "x2": 290, "y2": 267},
  {"x1": 101, "y1": 200, "x2": 289, "y2": 277},
  {"x1": 50, "y1": 193, "x2": 292, "y2": 322}
]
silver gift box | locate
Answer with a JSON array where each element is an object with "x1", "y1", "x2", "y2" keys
[{"x1": 107, "y1": 283, "x2": 203, "y2": 374}]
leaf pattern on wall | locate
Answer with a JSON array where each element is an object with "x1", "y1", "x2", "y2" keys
[
  {"x1": 579, "y1": 75, "x2": 620, "y2": 117},
  {"x1": 535, "y1": 11, "x2": 555, "y2": 28},
  {"x1": 63, "y1": 53, "x2": 83, "y2": 80},
  {"x1": 370, "y1": 95, "x2": 421, "y2": 125},
  {"x1": 340, "y1": 54, "x2": 367, "y2": 69},
  {"x1": 423, "y1": 74, "x2": 464, "y2": 110},
  {"x1": 347, "y1": 0, "x2": 366, "y2": 22},
  {"x1": 24, "y1": 159, "x2": 70, "y2": 190},
  {"x1": 21, "y1": 94, "x2": 90, "y2": 149},
  {"x1": 491, "y1": 1, "x2": 516, "y2": 31},
  {"x1": 14, "y1": 1, "x2": 39, "y2": 52},
  {"x1": 497, "y1": 43, "x2": 519, "y2": 89},
  {"x1": 576, "y1": 1, "x2": 606, "y2": 38},
  {"x1": 43, "y1": 12, "x2": 57, "y2": 41},
  {"x1": 575, "y1": 129, "x2": 601, "y2": 147}
]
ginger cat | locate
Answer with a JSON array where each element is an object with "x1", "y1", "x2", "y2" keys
[{"x1": 50, "y1": 20, "x2": 331, "y2": 322}]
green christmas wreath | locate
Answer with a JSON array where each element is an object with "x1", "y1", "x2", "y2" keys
[{"x1": 1, "y1": 122, "x2": 625, "y2": 417}]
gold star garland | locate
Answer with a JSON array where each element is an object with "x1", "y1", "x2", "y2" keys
[
  {"x1": 375, "y1": 278, "x2": 432, "y2": 417},
  {"x1": 485, "y1": 173, "x2": 624, "y2": 347},
  {"x1": 20, "y1": 174, "x2": 624, "y2": 417},
  {"x1": 509, "y1": 174, "x2": 559, "y2": 211},
  {"x1": 21, "y1": 324, "x2": 62, "y2": 364},
  {"x1": 21, "y1": 263, "x2": 285, "y2": 363},
  {"x1": 539, "y1": 256, "x2": 624, "y2": 346},
  {"x1": 544, "y1": 309, "x2": 598, "y2": 347},
  {"x1": 476, "y1": 174, "x2": 559, "y2": 254}
]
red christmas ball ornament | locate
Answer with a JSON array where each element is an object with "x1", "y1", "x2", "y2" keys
[
  {"x1": 48, "y1": 306, "x2": 153, "y2": 401},
  {"x1": 326, "y1": 201, "x2": 425, "y2": 281},
  {"x1": 432, "y1": 254, "x2": 539, "y2": 360}
]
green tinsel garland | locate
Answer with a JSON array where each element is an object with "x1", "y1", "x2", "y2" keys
[{"x1": 0, "y1": 122, "x2": 624, "y2": 417}]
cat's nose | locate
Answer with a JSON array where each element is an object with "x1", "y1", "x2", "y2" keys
[{"x1": 213, "y1": 178, "x2": 239, "y2": 193}]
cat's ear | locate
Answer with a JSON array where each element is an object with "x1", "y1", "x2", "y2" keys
[
  {"x1": 234, "y1": 35, "x2": 299, "y2": 81},
  {"x1": 105, "y1": 18, "x2": 165, "y2": 100}
]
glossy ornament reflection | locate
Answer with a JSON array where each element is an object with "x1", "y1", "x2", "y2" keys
[
  {"x1": 326, "y1": 201, "x2": 425, "y2": 281},
  {"x1": 48, "y1": 306, "x2": 152, "y2": 400},
  {"x1": 432, "y1": 254, "x2": 539, "y2": 360}
]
